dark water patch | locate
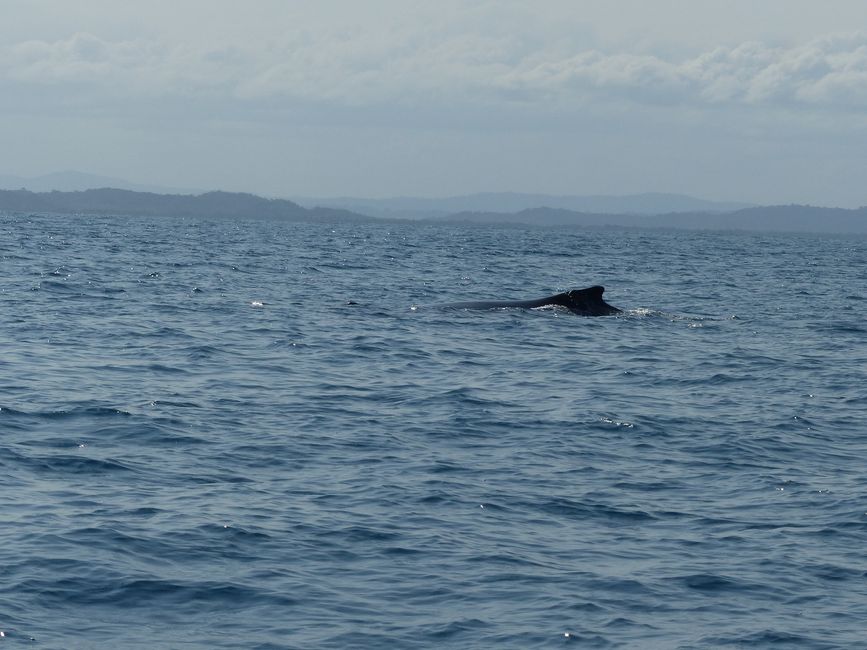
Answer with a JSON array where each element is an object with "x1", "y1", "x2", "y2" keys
[
  {"x1": 20, "y1": 454, "x2": 136, "y2": 475},
  {"x1": 700, "y1": 629, "x2": 836, "y2": 648},
  {"x1": 674, "y1": 573, "x2": 766, "y2": 594},
  {"x1": 0, "y1": 405, "x2": 27, "y2": 417},
  {"x1": 10, "y1": 405, "x2": 133, "y2": 420},
  {"x1": 804, "y1": 563, "x2": 867, "y2": 582},
  {"x1": 186, "y1": 344, "x2": 226, "y2": 360},
  {"x1": 142, "y1": 362, "x2": 188, "y2": 373},
  {"x1": 99, "y1": 285, "x2": 127, "y2": 294},
  {"x1": 15, "y1": 436, "x2": 93, "y2": 450},
  {"x1": 531, "y1": 497, "x2": 658, "y2": 524},
  {"x1": 187, "y1": 472, "x2": 256, "y2": 485},
  {"x1": 37, "y1": 279, "x2": 77, "y2": 292},
  {"x1": 33, "y1": 574, "x2": 297, "y2": 610},
  {"x1": 319, "y1": 525, "x2": 403, "y2": 544},
  {"x1": 148, "y1": 399, "x2": 202, "y2": 408},
  {"x1": 420, "y1": 618, "x2": 492, "y2": 641}
]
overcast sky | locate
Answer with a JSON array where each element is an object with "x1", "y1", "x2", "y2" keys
[{"x1": 4, "y1": 0, "x2": 867, "y2": 205}]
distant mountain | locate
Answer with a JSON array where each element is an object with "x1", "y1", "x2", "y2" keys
[
  {"x1": 0, "y1": 171, "x2": 198, "y2": 195},
  {"x1": 292, "y1": 192, "x2": 754, "y2": 219},
  {"x1": 439, "y1": 205, "x2": 867, "y2": 233},
  {"x1": 0, "y1": 188, "x2": 375, "y2": 222},
  {"x1": 3, "y1": 187, "x2": 865, "y2": 234}
]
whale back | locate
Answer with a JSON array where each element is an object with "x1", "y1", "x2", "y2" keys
[{"x1": 441, "y1": 285, "x2": 621, "y2": 316}]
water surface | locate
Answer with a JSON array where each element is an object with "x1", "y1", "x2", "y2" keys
[{"x1": 2, "y1": 214, "x2": 866, "y2": 648}]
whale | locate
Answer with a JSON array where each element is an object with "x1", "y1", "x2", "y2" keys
[{"x1": 441, "y1": 285, "x2": 620, "y2": 316}]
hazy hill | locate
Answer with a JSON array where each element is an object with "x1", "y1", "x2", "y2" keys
[
  {"x1": 440, "y1": 205, "x2": 867, "y2": 233},
  {"x1": 0, "y1": 174, "x2": 752, "y2": 218},
  {"x1": 292, "y1": 191, "x2": 753, "y2": 219},
  {"x1": 3, "y1": 188, "x2": 866, "y2": 234},
  {"x1": 0, "y1": 171, "x2": 198, "y2": 195},
  {"x1": 0, "y1": 188, "x2": 373, "y2": 222}
]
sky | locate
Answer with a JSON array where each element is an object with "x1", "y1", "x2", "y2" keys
[{"x1": 3, "y1": 0, "x2": 867, "y2": 206}]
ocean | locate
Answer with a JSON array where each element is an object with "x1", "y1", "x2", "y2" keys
[{"x1": 1, "y1": 213, "x2": 866, "y2": 648}]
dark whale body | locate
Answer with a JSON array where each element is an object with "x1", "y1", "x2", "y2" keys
[{"x1": 443, "y1": 285, "x2": 620, "y2": 316}]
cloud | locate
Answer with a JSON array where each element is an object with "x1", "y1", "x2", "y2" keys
[
  {"x1": 502, "y1": 33, "x2": 867, "y2": 110},
  {"x1": 8, "y1": 33, "x2": 151, "y2": 84},
  {"x1": 3, "y1": 32, "x2": 250, "y2": 99},
  {"x1": 4, "y1": 30, "x2": 867, "y2": 119}
]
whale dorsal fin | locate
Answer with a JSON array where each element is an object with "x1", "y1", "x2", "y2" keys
[
  {"x1": 565, "y1": 285, "x2": 604, "y2": 299},
  {"x1": 561, "y1": 285, "x2": 620, "y2": 315}
]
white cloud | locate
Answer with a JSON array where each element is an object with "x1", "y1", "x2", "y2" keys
[
  {"x1": 4, "y1": 30, "x2": 867, "y2": 119},
  {"x1": 500, "y1": 33, "x2": 867, "y2": 110},
  {"x1": 9, "y1": 33, "x2": 149, "y2": 83}
]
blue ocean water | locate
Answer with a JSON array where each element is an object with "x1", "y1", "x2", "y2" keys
[{"x1": 1, "y1": 212, "x2": 867, "y2": 649}]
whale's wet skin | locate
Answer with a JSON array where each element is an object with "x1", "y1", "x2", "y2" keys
[{"x1": 440, "y1": 285, "x2": 620, "y2": 316}]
